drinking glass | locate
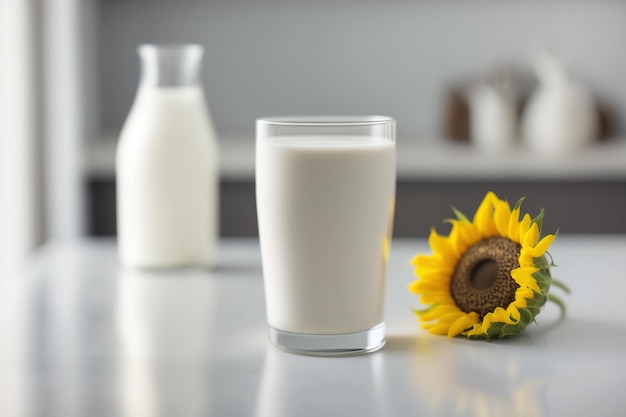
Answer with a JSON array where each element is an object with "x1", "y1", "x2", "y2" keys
[{"x1": 256, "y1": 116, "x2": 396, "y2": 355}]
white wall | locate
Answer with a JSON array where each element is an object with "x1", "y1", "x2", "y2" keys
[
  {"x1": 0, "y1": 0, "x2": 43, "y2": 278},
  {"x1": 43, "y1": 0, "x2": 101, "y2": 239}
]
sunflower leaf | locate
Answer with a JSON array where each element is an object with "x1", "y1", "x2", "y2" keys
[
  {"x1": 545, "y1": 251, "x2": 557, "y2": 267},
  {"x1": 532, "y1": 208, "x2": 545, "y2": 234},
  {"x1": 485, "y1": 322, "x2": 506, "y2": 339},
  {"x1": 513, "y1": 196, "x2": 527, "y2": 211},
  {"x1": 450, "y1": 205, "x2": 471, "y2": 223}
]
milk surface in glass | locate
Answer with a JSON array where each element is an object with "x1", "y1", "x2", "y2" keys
[{"x1": 256, "y1": 134, "x2": 395, "y2": 335}]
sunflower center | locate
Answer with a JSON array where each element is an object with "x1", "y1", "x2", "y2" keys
[
  {"x1": 450, "y1": 237, "x2": 521, "y2": 318},
  {"x1": 470, "y1": 260, "x2": 498, "y2": 290}
]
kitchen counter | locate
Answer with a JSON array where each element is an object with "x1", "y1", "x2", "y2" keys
[{"x1": 1, "y1": 236, "x2": 625, "y2": 416}]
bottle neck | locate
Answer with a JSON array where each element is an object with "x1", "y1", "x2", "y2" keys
[{"x1": 138, "y1": 44, "x2": 203, "y2": 88}]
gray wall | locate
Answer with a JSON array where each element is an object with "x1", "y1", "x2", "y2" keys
[{"x1": 98, "y1": 0, "x2": 626, "y2": 138}]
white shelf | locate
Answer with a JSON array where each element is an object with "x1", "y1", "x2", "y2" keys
[
  {"x1": 84, "y1": 134, "x2": 626, "y2": 181},
  {"x1": 396, "y1": 137, "x2": 626, "y2": 181}
]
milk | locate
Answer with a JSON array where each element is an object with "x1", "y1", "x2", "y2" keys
[
  {"x1": 256, "y1": 135, "x2": 395, "y2": 334},
  {"x1": 116, "y1": 85, "x2": 219, "y2": 268}
]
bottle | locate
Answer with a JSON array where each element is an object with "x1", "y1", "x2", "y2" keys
[
  {"x1": 116, "y1": 44, "x2": 219, "y2": 269},
  {"x1": 522, "y1": 48, "x2": 598, "y2": 156}
]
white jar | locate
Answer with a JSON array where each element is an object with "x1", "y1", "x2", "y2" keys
[
  {"x1": 116, "y1": 44, "x2": 219, "y2": 269},
  {"x1": 522, "y1": 49, "x2": 597, "y2": 156}
]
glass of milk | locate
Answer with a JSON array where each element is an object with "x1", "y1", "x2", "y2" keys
[{"x1": 256, "y1": 116, "x2": 396, "y2": 355}]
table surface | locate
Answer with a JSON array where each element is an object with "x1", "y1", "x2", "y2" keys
[{"x1": 1, "y1": 236, "x2": 625, "y2": 417}]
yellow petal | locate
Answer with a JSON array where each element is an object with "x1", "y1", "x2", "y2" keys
[
  {"x1": 507, "y1": 304, "x2": 521, "y2": 323},
  {"x1": 448, "y1": 314, "x2": 479, "y2": 338},
  {"x1": 448, "y1": 222, "x2": 479, "y2": 256},
  {"x1": 518, "y1": 214, "x2": 532, "y2": 243},
  {"x1": 514, "y1": 287, "x2": 535, "y2": 306},
  {"x1": 446, "y1": 226, "x2": 466, "y2": 257},
  {"x1": 481, "y1": 313, "x2": 495, "y2": 333},
  {"x1": 424, "y1": 322, "x2": 453, "y2": 335},
  {"x1": 493, "y1": 200, "x2": 512, "y2": 236},
  {"x1": 414, "y1": 268, "x2": 452, "y2": 285},
  {"x1": 513, "y1": 297, "x2": 528, "y2": 308},
  {"x1": 517, "y1": 248, "x2": 534, "y2": 268},
  {"x1": 522, "y1": 223, "x2": 540, "y2": 247},
  {"x1": 414, "y1": 264, "x2": 443, "y2": 278},
  {"x1": 511, "y1": 267, "x2": 541, "y2": 292},
  {"x1": 473, "y1": 193, "x2": 499, "y2": 237},
  {"x1": 421, "y1": 314, "x2": 467, "y2": 332},
  {"x1": 466, "y1": 323, "x2": 484, "y2": 337},
  {"x1": 414, "y1": 254, "x2": 454, "y2": 273},
  {"x1": 418, "y1": 305, "x2": 461, "y2": 321},
  {"x1": 407, "y1": 280, "x2": 422, "y2": 294},
  {"x1": 409, "y1": 279, "x2": 447, "y2": 293},
  {"x1": 528, "y1": 234, "x2": 555, "y2": 257},
  {"x1": 481, "y1": 307, "x2": 513, "y2": 331},
  {"x1": 417, "y1": 289, "x2": 456, "y2": 304},
  {"x1": 507, "y1": 207, "x2": 521, "y2": 242},
  {"x1": 428, "y1": 228, "x2": 459, "y2": 259}
]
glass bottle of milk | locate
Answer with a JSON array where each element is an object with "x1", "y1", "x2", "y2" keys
[{"x1": 116, "y1": 44, "x2": 219, "y2": 269}]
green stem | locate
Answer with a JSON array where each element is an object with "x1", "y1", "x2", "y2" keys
[
  {"x1": 548, "y1": 294, "x2": 567, "y2": 317},
  {"x1": 551, "y1": 278, "x2": 571, "y2": 294}
]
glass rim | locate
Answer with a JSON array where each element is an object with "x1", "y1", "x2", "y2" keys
[{"x1": 257, "y1": 115, "x2": 395, "y2": 127}]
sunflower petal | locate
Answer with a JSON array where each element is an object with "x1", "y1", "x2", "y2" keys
[
  {"x1": 491, "y1": 306, "x2": 512, "y2": 324},
  {"x1": 473, "y1": 193, "x2": 499, "y2": 237},
  {"x1": 481, "y1": 313, "x2": 495, "y2": 333},
  {"x1": 522, "y1": 223, "x2": 540, "y2": 247},
  {"x1": 418, "y1": 305, "x2": 461, "y2": 321},
  {"x1": 424, "y1": 322, "x2": 453, "y2": 335},
  {"x1": 448, "y1": 314, "x2": 479, "y2": 338},
  {"x1": 507, "y1": 207, "x2": 521, "y2": 242},
  {"x1": 409, "y1": 279, "x2": 447, "y2": 293},
  {"x1": 493, "y1": 199, "x2": 512, "y2": 236},
  {"x1": 507, "y1": 304, "x2": 521, "y2": 323},
  {"x1": 428, "y1": 228, "x2": 458, "y2": 259},
  {"x1": 453, "y1": 220, "x2": 481, "y2": 250},
  {"x1": 529, "y1": 234, "x2": 555, "y2": 257},
  {"x1": 466, "y1": 323, "x2": 484, "y2": 337},
  {"x1": 414, "y1": 268, "x2": 452, "y2": 284},
  {"x1": 517, "y1": 248, "x2": 535, "y2": 268},
  {"x1": 514, "y1": 287, "x2": 535, "y2": 305},
  {"x1": 518, "y1": 214, "x2": 532, "y2": 243},
  {"x1": 414, "y1": 254, "x2": 454, "y2": 273},
  {"x1": 511, "y1": 267, "x2": 541, "y2": 292},
  {"x1": 418, "y1": 291, "x2": 457, "y2": 305}
]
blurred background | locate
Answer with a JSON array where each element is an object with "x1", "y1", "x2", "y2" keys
[{"x1": 2, "y1": 0, "x2": 626, "y2": 277}]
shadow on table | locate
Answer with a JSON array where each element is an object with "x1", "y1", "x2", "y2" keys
[{"x1": 383, "y1": 334, "x2": 421, "y2": 352}]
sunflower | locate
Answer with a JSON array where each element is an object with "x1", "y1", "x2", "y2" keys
[{"x1": 408, "y1": 192, "x2": 569, "y2": 340}]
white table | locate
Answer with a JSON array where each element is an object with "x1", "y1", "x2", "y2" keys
[{"x1": 1, "y1": 237, "x2": 625, "y2": 416}]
